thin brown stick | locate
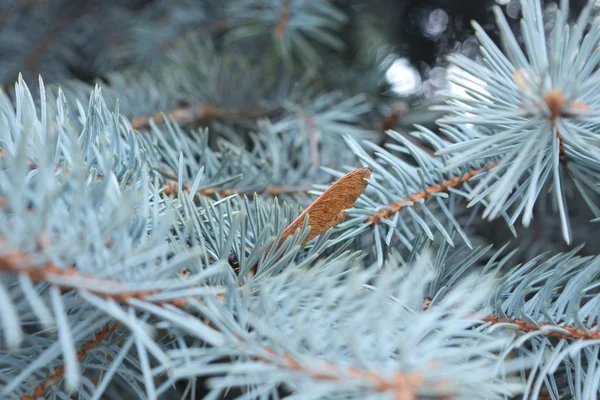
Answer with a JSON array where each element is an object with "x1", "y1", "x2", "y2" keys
[
  {"x1": 368, "y1": 162, "x2": 497, "y2": 224},
  {"x1": 483, "y1": 315, "x2": 600, "y2": 341},
  {"x1": 160, "y1": 180, "x2": 311, "y2": 198},
  {"x1": 257, "y1": 345, "x2": 426, "y2": 400},
  {"x1": 130, "y1": 104, "x2": 219, "y2": 130},
  {"x1": 274, "y1": 0, "x2": 293, "y2": 39},
  {"x1": 130, "y1": 104, "x2": 277, "y2": 130},
  {"x1": 425, "y1": 299, "x2": 600, "y2": 342},
  {"x1": 0, "y1": 250, "x2": 189, "y2": 308},
  {"x1": 22, "y1": 323, "x2": 118, "y2": 400}
]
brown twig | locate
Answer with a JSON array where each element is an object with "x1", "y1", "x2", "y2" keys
[
  {"x1": 22, "y1": 323, "x2": 118, "y2": 400},
  {"x1": 274, "y1": 0, "x2": 293, "y2": 39},
  {"x1": 130, "y1": 104, "x2": 277, "y2": 130},
  {"x1": 130, "y1": 104, "x2": 219, "y2": 130},
  {"x1": 0, "y1": 250, "x2": 189, "y2": 308},
  {"x1": 160, "y1": 180, "x2": 311, "y2": 198},
  {"x1": 368, "y1": 163, "x2": 497, "y2": 224},
  {"x1": 425, "y1": 298, "x2": 600, "y2": 342},
  {"x1": 258, "y1": 345, "x2": 427, "y2": 400},
  {"x1": 483, "y1": 315, "x2": 600, "y2": 341}
]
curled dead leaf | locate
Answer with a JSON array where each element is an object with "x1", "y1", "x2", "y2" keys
[
  {"x1": 230, "y1": 167, "x2": 372, "y2": 274},
  {"x1": 282, "y1": 167, "x2": 372, "y2": 245}
]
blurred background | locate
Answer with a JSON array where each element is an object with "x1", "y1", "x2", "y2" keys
[{"x1": 1, "y1": 0, "x2": 592, "y2": 100}]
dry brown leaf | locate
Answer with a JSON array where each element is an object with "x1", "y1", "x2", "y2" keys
[
  {"x1": 281, "y1": 167, "x2": 372, "y2": 245},
  {"x1": 234, "y1": 167, "x2": 372, "y2": 276}
]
